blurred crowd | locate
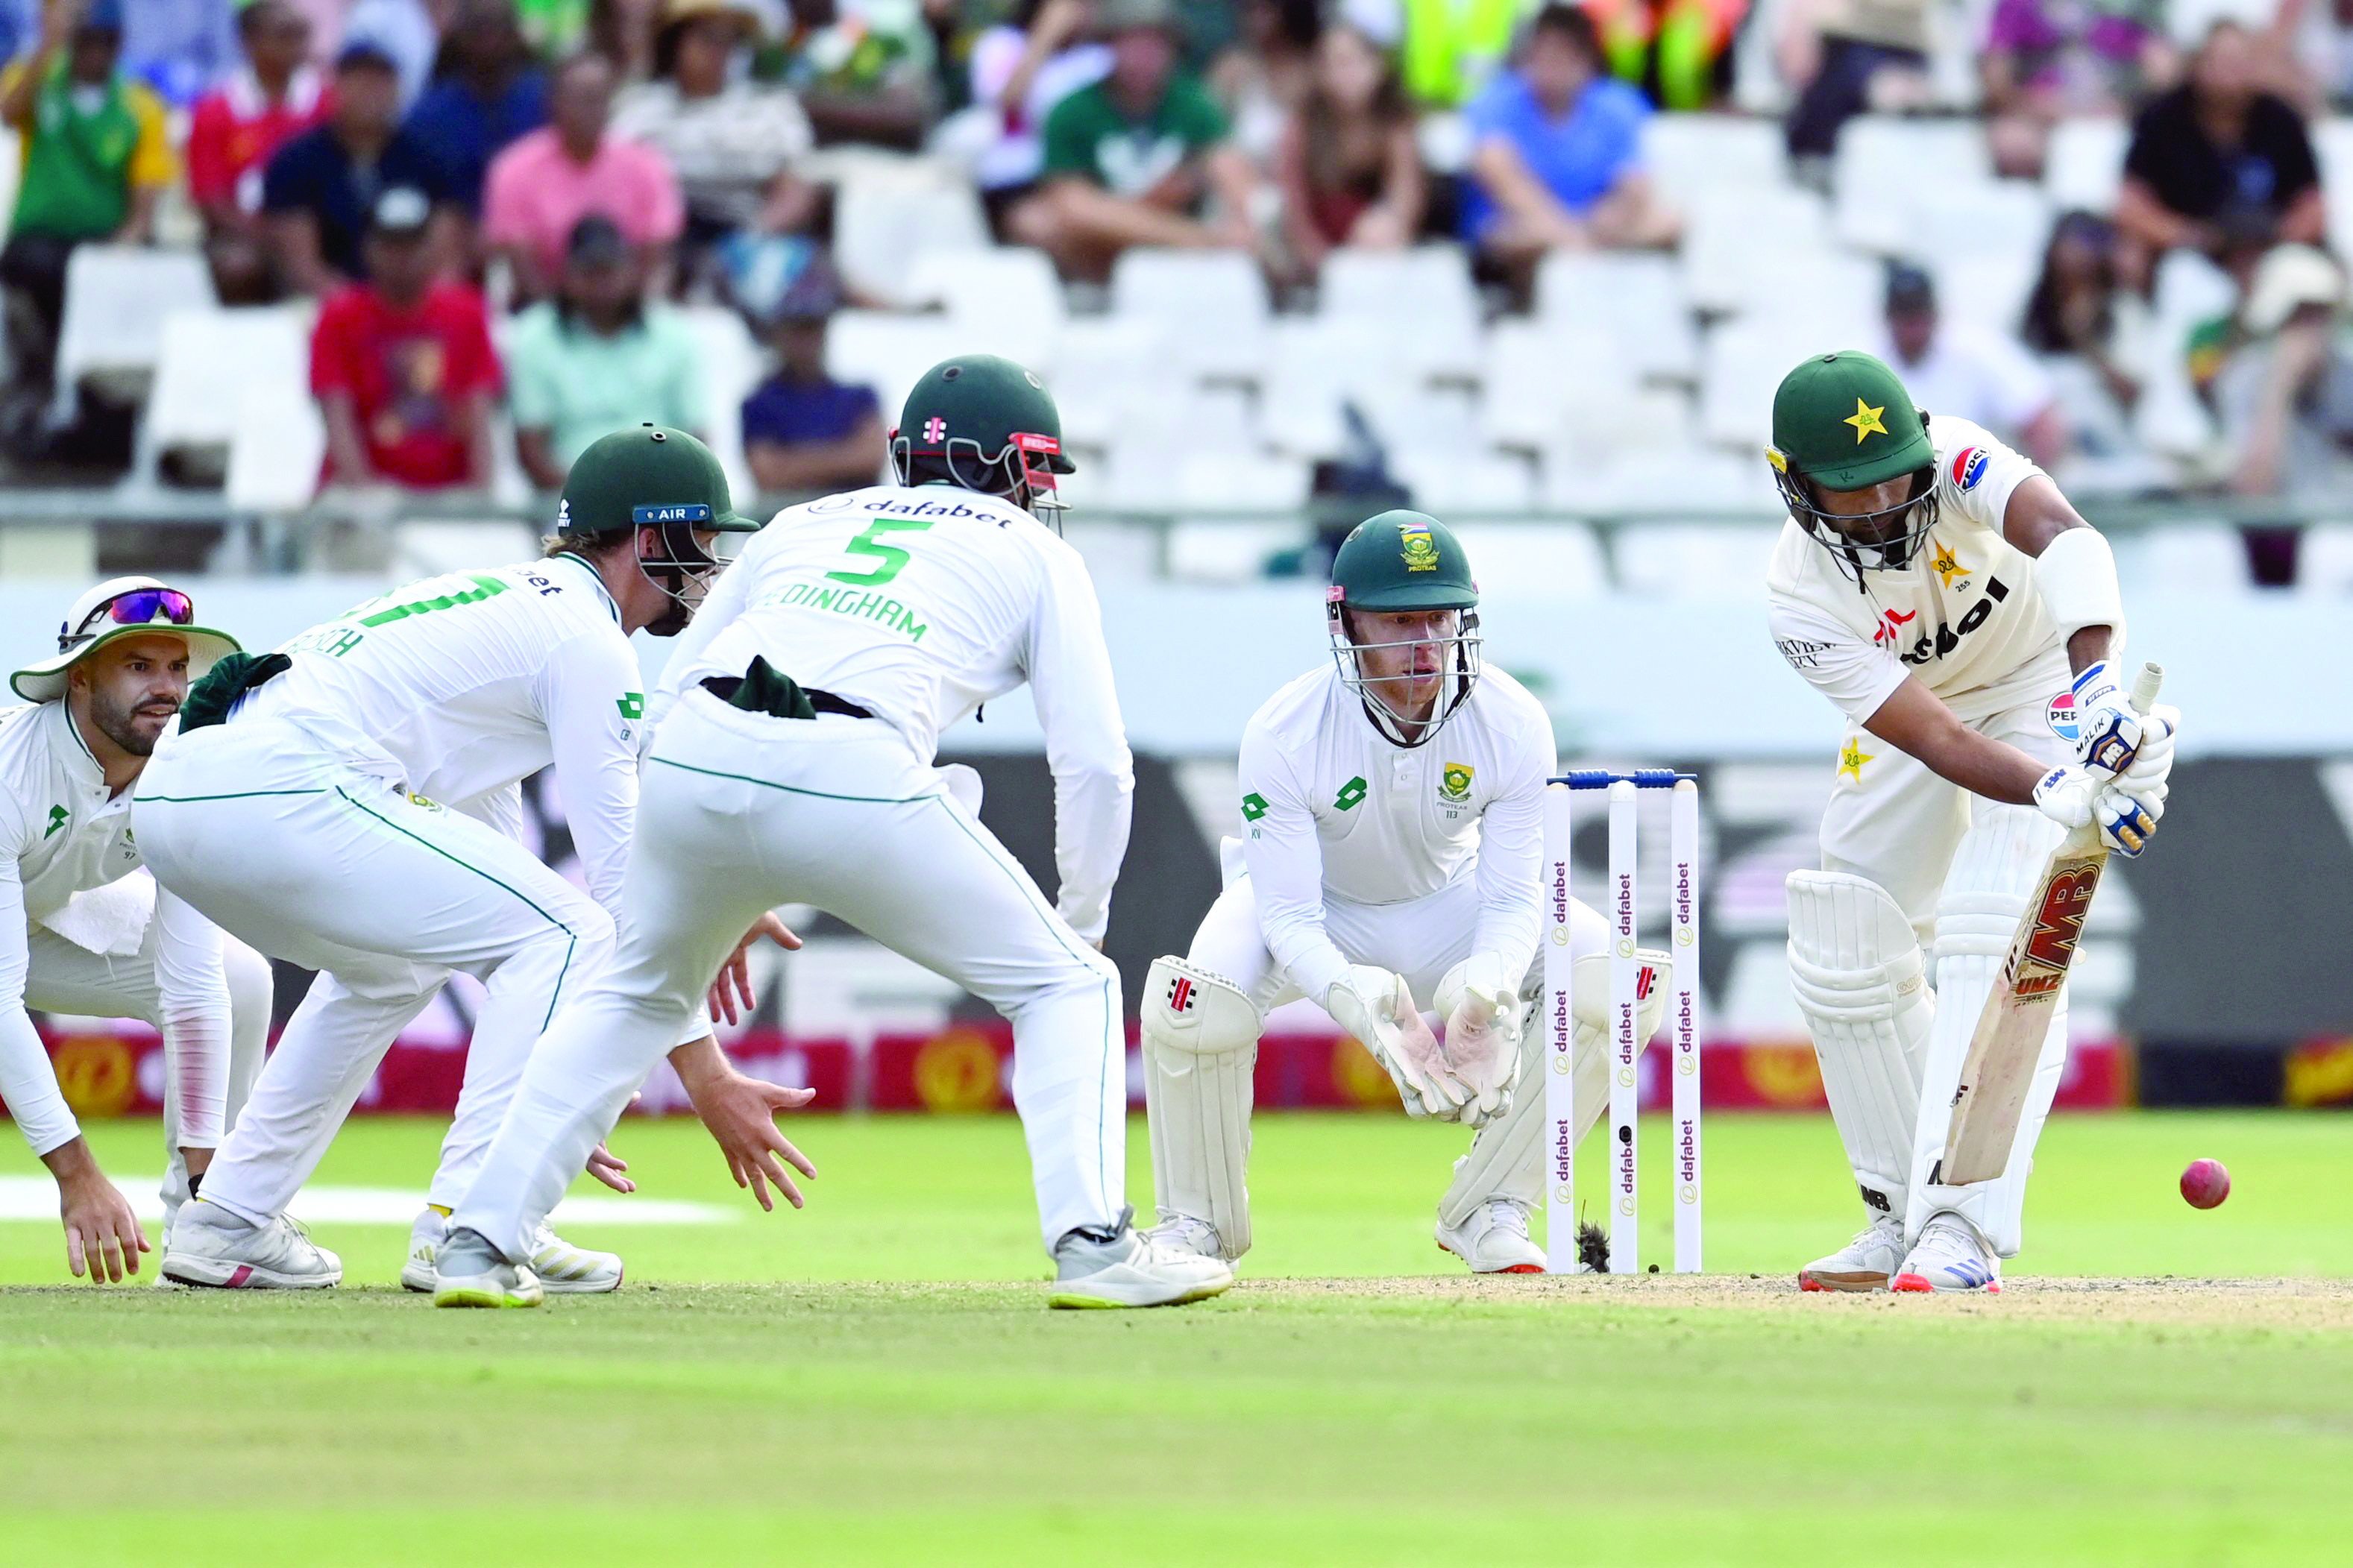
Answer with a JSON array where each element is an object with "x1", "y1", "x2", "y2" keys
[{"x1": 1, "y1": 0, "x2": 2350, "y2": 580}]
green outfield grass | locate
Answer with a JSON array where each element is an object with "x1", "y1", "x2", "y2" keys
[{"x1": 3, "y1": 1110, "x2": 2350, "y2": 1567}]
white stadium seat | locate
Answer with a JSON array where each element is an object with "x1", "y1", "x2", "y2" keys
[
  {"x1": 1166, "y1": 517, "x2": 1313, "y2": 581},
  {"x1": 1900, "y1": 180, "x2": 2053, "y2": 266},
  {"x1": 1110, "y1": 248, "x2": 1271, "y2": 380},
  {"x1": 2043, "y1": 118, "x2": 2131, "y2": 214},
  {"x1": 1256, "y1": 316, "x2": 1391, "y2": 459},
  {"x1": 1045, "y1": 315, "x2": 1175, "y2": 449},
  {"x1": 1614, "y1": 521, "x2": 1782, "y2": 595},
  {"x1": 1448, "y1": 520, "x2": 1609, "y2": 596},
  {"x1": 50, "y1": 245, "x2": 217, "y2": 424},
  {"x1": 1640, "y1": 113, "x2": 1788, "y2": 198},
  {"x1": 2111, "y1": 523, "x2": 2255, "y2": 596},
  {"x1": 1700, "y1": 317, "x2": 1838, "y2": 448},
  {"x1": 1832, "y1": 116, "x2": 1997, "y2": 254},
  {"x1": 826, "y1": 309, "x2": 958, "y2": 427},
  {"x1": 677, "y1": 305, "x2": 765, "y2": 503},
  {"x1": 224, "y1": 373, "x2": 327, "y2": 512},
  {"x1": 1682, "y1": 184, "x2": 1833, "y2": 312},
  {"x1": 1390, "y1": 448, "x2": 1537, "y2": 513},
  {"x1": 1317, "y1": 245, "x2": 1483, "y2": 380},
  {"x1": 902, "y1": 246, "x2": 1068, "y2": 367},
  {"x1": 1533, "y1": 251, "x2": 1697, "y2": 380},
  {"x1": 135, "y1": 304, "x2": 312, "y2": 485},
  {"x1": 1931, "y1": 251, "x2": 2041, "y2": 336},
  {"x1": 832, "y1": 173, "x2": 991, "y2": 306},
  {"x1": 389, "y1": 520, "x2": 544, "y2": 577},
  {"x1": 2298, "y1": 523, "x2": 2353, "y2": 595},
  {"x1": 1714, "y1": 247, "x2": 1882, "y2": 341},
  {"x1": 1482, "y1": 318, "x2": 1635, "y2": 453},
  {"x1": 1545, "y1": 441, "x2": 1764, "y2": 515}
]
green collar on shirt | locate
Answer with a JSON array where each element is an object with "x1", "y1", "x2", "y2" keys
[
  {"x1": 547, "y1": 550, "x2": 623, "y2": 625},
  {"x1": 48, "y1": 695, "x2": 104, "y2": 790}
]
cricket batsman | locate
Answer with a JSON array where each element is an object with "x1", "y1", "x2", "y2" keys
[
  {"x1": 1140, "y1": 511, "x2": 1669, "y2": 1275},
  {"x1": 1764, "y1": 351, "x2": 2178, "y2": 1293},
  {"x1": 2, "y1": 579, "x2": 272, "y2": 1282},
  {"x1": 138, "y1": 427, "x2": 773, "y2": 1292},
  {"x1": 434, "y1": 355, "x2": 1232, "y2": 1310}
]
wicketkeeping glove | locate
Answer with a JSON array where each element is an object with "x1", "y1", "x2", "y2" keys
[
  {"x1": 1326, "y1": 966, "x2": 1469, "y2": 1120},
  {"x1": 1434, "y1": 953, "x2": 1522, "y2": 1129}
]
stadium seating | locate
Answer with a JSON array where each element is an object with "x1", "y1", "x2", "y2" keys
[
  {"x1": 1682, "y1": 184, "x2": 1834, "y2": 312},
  {"x1": 832, "y1": 168, "x2": 992, "y2": 307},
  {"x1": 1832, "y1": 116, "x2": 1997, "y2": 254},
  {"x1": 133, "y1": 305, "x2": 312, "y2": 489},
  {"x1": 49, "y1": 245, "x2": 216, "y2": 425},
  {"x1": 2043, "y1": 118, "x2": 2130, "y2": 214},
  {"x1": 1531, "y1": 251, "x2": 1697, "y2": 382},
  {"x1": 1109, "y1": 249, "x2": 1272, "y2": 380},
  {"x1": 1317, "y1": 246, "x2": 1483, "y2": 381}
]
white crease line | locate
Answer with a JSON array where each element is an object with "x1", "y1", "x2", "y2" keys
[{"x1": 0, "y1": 1175, "x2": 736, "y2": 1227}]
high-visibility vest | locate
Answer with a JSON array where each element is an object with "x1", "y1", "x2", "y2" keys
[{"x1": 1400, "y1": 0, "x2": 1527, "y2": 108}]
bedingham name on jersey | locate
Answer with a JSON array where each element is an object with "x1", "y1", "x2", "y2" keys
[
  {"x1": 658, "y1": 484, "x2": 1133, "y2": 944},
  {"x1": 1765, "y1": 416, "x2": 2072, "y2": 726},
  {"x1": 1235, "y1": 664, "x2": 1556, "y2": 1002},
  {"x1": 242, "y1": 552, "x2": 644, "y2": 909}
]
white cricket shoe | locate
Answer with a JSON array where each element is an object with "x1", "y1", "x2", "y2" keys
[
  {"x1": 162, "y1": 1203, "x2": 342, "y2": 1289},
  {"x1": 1050, "y1": 1210, "x2": 1233, "y2": 1309},
  {"x1": 403, "y1": 1208, "x2": 622, "y2": 1294},
  {"x1": 432, "y1": 1227, "x2": 545, "y2": 1309},
  {"x1": 527, "y1": 1223, "x2": 623, "y2": 1294},
  {"x1": 1891, "y1": 1212, "x2": 2002, "y2": 1294},
  {"x1": 1797, "y1": 1212, "x2": 1907, "y2": 1292},
  {"x1": 400, "y1": 1206, "x2": 446, "y2": 1293},
  {"x1": 1436, "y1": 1198, "x2": 1545, "y2": 1274},
  {"x1": 1142, "y1": 1213, "x2": 1228, "y2": 1262}
]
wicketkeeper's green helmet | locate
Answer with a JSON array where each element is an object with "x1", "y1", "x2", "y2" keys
[
  {"x1": 554, "y1": 424, "x2": 759, "y2": 635},
  {"x1": 1766, "y1": 350, "x2": 1941, "y2": 575},
  {"x1": 890, "y1": 353, "x2": 1074, "y2": 518},
  {"x1": 1326, "y1": 510, "x2": 1482, "y2": 748}
]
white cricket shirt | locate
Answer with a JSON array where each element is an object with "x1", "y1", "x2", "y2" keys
[
  {"x1": 659, "y1": 483, "x2": 1134, "y2": 944},
  {"x1": 1765, "y1": 416, "x2": 2075, "y2": 727},
  {"x1": 1235, "y1": 663, "x2": 1556, "y2": 1004},
  {"x1": 1, "y1": 699, "x2": 230, "y2": 1157},
  {"x1": 239, "y1": 553, "x2": 646, "y2": 912}
]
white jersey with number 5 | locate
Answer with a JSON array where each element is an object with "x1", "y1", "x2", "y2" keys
[{"x1": 660, "y1": 483, "x2": 1132, "y2": 942}]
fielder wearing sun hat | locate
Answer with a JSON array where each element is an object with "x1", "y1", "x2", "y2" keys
[{"x1": 12, "y1": 579, "x2": 241, "y2": 705}]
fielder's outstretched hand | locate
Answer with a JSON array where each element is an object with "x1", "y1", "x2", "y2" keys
[
  {"x1": 57, "y1": 1161, "x2": 148, "y2": 1283},
  {"x1": 688, "y1": 1071, "x2": 818, "y2": 1212},
  {"x1": 709, "y1": 912, "x2": 804, "y2": 1027},
  {"x1": 586, "y1": 1093, "x2": 642, "y2": 1193}
]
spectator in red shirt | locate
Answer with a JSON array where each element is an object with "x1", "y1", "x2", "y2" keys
[
  {"x1": 312, "y1": 186, "x2": 502, "y2": 492},
  {"x1": 188, "y1": 1, "x2": 329, "y2": 302}
]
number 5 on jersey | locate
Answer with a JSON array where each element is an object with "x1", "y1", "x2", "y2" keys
[{"x1": 827, "y1": 518, "x2": 936, "y2": 587}]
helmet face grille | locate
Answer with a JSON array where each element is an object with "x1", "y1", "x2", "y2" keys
[
  {"x1": 1776, "y1": 465, "x2": 1941, "y2": 579},
  {"x1": 1327, "y1": 605, "x2": 1484, "y2": 749}
]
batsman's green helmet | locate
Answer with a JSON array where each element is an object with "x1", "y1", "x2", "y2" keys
[
  {"x1": 1328, "y1": 510, "x2": 1479, "y2": 613},
  {"x1": 556, "y1": 424, "x2": 758, "y2": 538},
  {"x1": 890, "y1": 354, "x2": 1074, "y2": 506},
  {"x1": 1766, "y1": 350, "x2": 1934, "y2": 491}
]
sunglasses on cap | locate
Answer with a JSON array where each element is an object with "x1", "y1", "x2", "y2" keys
[{"x1": 60, "y1": 588, "x2": 195, "y2": 652}]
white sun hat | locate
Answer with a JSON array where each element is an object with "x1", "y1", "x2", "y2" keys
[{"x1": 11, "y1": 576, "x2": 243, "y2": 704}]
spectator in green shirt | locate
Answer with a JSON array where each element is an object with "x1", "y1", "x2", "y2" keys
[
  {"x1": 1008, "y1": 0, "x2": 1260, "y2": 281},
  {"x1": 0, "y1": 0, "x2": 180, "y2": 424},
  {"x1": 507, "y1": 213, "x2": 708, "y2": 490}
]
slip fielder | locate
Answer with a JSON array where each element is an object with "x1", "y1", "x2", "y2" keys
[
  {"x1": 2, "y1": 579, "x2": 271, "y2": 1282},
  {"x1": 1142, "y1": 511, "x2": 1669, "y2": 1274},
  {"x1": 1763, "y1": 351, "x2": 2178, "y2": 1293}
]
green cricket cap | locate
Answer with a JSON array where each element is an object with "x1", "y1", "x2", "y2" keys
[
  {"x1": 1768, "y1": 350, "x2": 1935, "y2": 492},
  {"x1": 556, "y1": 424, "x2": 758, "y2": 538}
]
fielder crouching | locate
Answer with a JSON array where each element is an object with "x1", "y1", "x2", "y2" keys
[
  {"x1": 2, "y1": 579, "x2": 272, "y2": 1282},
  {"x1": 1143, "y1": 512, "x2": 1669, "y2": 1275}
]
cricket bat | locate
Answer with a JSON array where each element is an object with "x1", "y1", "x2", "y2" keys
[{"x1": 1941, "y1": 662, "x2": 2163, "y2": 1185}]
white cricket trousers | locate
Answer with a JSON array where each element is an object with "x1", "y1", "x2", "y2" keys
[
  {"x1": 133, "y1": 716, "x2": 613, "y2": 1226},
  {"x1": 22, "y1": 921, "x2": 274, "y2": 1213},
  {"x1": 454, "y1": 689, "x2": 1126, "y2": 1261},
  {"x1": 1818, "y1": 696, "x2": 2075, "y2": 1255}
]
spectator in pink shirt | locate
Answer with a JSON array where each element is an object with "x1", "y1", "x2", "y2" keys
[{"x1": 482, "y1": 50, "x2": 682, "y2": 303}]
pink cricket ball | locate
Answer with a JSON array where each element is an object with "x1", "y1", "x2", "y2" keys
[{"x1": 2180, "y1": 1158, "x2": 2231, "y2": 1210}]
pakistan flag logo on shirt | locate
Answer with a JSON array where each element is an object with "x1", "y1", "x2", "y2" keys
[{"x1": 1439, "y1": 763, "x2": 1474, "y2": 804}]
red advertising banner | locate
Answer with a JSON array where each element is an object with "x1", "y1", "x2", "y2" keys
[{"x1": 10, "y1": 1024, "x2": 2129, "y2": 1120}]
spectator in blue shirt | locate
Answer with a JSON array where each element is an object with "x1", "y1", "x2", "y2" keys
[
  {"x1": 120, "y1": 0, "x2": 239, "y2": 107},
  {"x1": 1460, "y1": 3, "x2": 1678, "y2": 285},
  {"x1": 403, "y1": 0, "x2": 548, "y2": 212},
  {"x1": 263, "y1": 39, "x2": 460, "y2": 295},
  {"x1": 741, "y1": 253, "x2": 887, "y2": 494}
]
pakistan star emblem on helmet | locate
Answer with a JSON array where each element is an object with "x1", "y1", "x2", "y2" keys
[
  {"x1": 1398, "y1": 520, "x2": 1441, "y2": 572},
  {"x1": 1842, "y1": 398, "x2": 1888, "y2": 443}
]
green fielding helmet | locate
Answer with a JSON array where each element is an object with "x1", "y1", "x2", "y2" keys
[
  {"x1": 892, "y1": 353, "x2": 1075, "y2": 490},
  {"x1": 1328, "y1": 510, "x2": 1479, "y2": 613},
  {"x1": 556, "y1": 424, "x2": 757, "y2": 539},
  {"x1": 1766, "y1": 350, "x2": 1934, "y2": 492}
]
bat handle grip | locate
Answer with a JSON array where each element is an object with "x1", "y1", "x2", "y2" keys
[{"x1": 2128, "y1": 661, "x2": 2163, "y2": 715}]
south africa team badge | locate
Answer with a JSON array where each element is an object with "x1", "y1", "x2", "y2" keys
[
  {"x1": 1399, "y1": 520, "x2": 1440, "y2": 572},
  {"x1": 1439, "y1": 763, "x2": 1474, "y2": 803}
]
